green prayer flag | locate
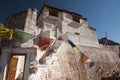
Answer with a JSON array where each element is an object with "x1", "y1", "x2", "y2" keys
[{"x1": 13, "y1": 29, "x2": 35, "y2": 43}]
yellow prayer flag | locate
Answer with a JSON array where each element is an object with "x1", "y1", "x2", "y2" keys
[
  {"x1": 95, "y1": 63, "x2": 99, "y2": 69},
  {"x1": 75, "y1": 45, "x2": 80, "y2": 51},
  {"x1": 0, "y1": 24, "x2": 13, "y2": 40}
]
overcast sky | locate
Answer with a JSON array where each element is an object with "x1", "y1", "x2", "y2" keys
[{"x1": 0, "y1": 0, "x2": 120, "y2": 43}]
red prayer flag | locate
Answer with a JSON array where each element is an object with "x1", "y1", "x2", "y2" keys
[
  {"x1": 80, "y1": 54, "x2": 89, "y2": 63},
  {"x1": 38, "y1": 36, "x2": 53, "y2": 50},
  {"x1": 96, "y1": 66, "x2": 102, "y2": 73}
]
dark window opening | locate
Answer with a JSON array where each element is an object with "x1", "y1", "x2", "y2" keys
[
  {"x1": 72, "y1": 14, "x2": 81, "y2": 23},
  {"x1": 49, "y1": 8, "x2": 58, "y2": 17},
  {"x1": 75, "y1": 32, "x2": 80, "y2": 35}
]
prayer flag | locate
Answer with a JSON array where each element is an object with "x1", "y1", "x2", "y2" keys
[
  {"x1": 38, "y1": 36, "x2": 53, "y2": 50},
  {"x1": 84, "y1": 59, "x2": 95, "y2": 68},
  {"x1": 95, "y1": 63, "x2": 99, "y2": 69},
  {"x1": 96, "y1": 65, "x2": 102, "y2": 73},
  {"x1": 96, "y1": 65, "x2": 104, "y2": 76},
  {"x1": 89, "y1": 61, "x2": 95, "y2": 68},
  {"x1": 58, "y1": 34, "x2": 77, "y2": 48},
  {"x1": 67, "y1": 39, "x2": 76, "y2": 48},
  {"x1": 75, "y1": 45, "x2": 80, "y2": 51},
  {"x1": 80, "y1": 52, "x2": 89, "y2": 63},
  {"x1": 0, "y1": 25, "x2": 13, "y2": 40},
  {"x1": 13, "y1": 29, "x2": 35, "y2": 43}
]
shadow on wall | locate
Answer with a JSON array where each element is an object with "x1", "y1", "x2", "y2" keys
[
  {"x1": 0, "y1": 45, "x2": 1, "y2": 56},
  {"x1": 101, "y1": 77, "x2": 120, "y2": 80},
  {"x1": 0, "y1": 45, "x2": 2, "y2": 79},
  {"x1": 101, "y1": 70, "x2": 120, "y2": 80},
  {"x1": 33, "y1": 31, "x2": 42, "y2": 46},
  {"x1": 119, "y1": 46, "x2": 120, "y2": 58}
]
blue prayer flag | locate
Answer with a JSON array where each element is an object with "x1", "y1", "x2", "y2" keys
[{"x1": 67, "y1": 39, "x2": 76, "y2": 48}]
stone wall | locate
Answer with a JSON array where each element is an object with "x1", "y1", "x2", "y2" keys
[
  {"x1": 0, "y1": 39, "x2": 119, "y2": 80},
  {"x1": 5, "y1": 9, "x2": 28, "y2": 29},
  {"x1": 3, "y1": 8, "x2": 41, "y2": 48},
  {"x1": 28, "y1": 41, "x2": 120, "y2": 80},
  {"x1": 5, "y1": 8, "x2": 38, "y2": 34},
  {"x1": 28, "y1": 41, "x2": 80, "y2": 80},
  {"x1": 78, "y1": 45, "x2": 120, "y2": 80}
]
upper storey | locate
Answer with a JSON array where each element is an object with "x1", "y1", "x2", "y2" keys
[
  {"x1": 37, "y1": 4, "x2": 99, "y2": 47},
  {"x1": 37, "y1": 4, "x2": 87, "y2": 28}
]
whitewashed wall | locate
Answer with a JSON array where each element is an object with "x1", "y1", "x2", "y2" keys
[{"x1": 37, "y1": 6, "x2": 99, "y2": 47}]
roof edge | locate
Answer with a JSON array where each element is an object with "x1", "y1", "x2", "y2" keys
[{"x1": 38, "y1": 4, "x2": 85, "y2": 19}]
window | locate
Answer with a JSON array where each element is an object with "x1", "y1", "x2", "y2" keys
[
  {"x1": 49, "y1": 8, "x2": 58, "y2": 17},
  {"x1": 75, "y1": 32, "x2": 80, "y2": 35},
  {"x1": 72, "y1": 14, "x2": 81, "y2": 23}
]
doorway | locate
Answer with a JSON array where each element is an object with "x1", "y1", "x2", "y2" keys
[{"x1": 7, "y1": 54, "x2": 26, "y2": 80}]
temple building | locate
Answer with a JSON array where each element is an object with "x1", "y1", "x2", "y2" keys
[{"x1": 0, "y1": 4, "x2": 119, "y2": 80}]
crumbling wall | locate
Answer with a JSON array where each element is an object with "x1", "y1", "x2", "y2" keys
[
  {"x1": 0, "y1": 40, "x2": 119, "y2": 80},
  {"x1": 30, "y1": 41, "x2": 120, "y2": 80},
  {"x1": 78, "y1": 45, "x2": 120, "y2": 80},
  {"x1": 28, "y1": 41, "x2": 80, "y2": 80}
]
